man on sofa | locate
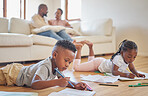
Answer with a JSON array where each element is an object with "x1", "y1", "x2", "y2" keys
[{"x1": 31, "y1": 4, "x2": 73, "y2": 41}]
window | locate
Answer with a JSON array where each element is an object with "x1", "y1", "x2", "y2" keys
[
  {"x1": 63, "y1": 0, "x2": 81, "y2": 21},
  {"x1": 67, "y1": 0, "x2": 81, "y2": 20},
  {"x1": 0, "y1": 0, "x2": 3, "y2": 17},
  {"x1": 1, "y1": 0, "x2": 26, "y2": 19},
  {"x1": 7, "y1": 0, "x2": 21, "y2": 19}
]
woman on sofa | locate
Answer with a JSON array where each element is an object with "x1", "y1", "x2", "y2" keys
[
  {"x1": 48, "y1": 8, "x2": 73, "y2": 28},
  {"x1": 31, "y1": 4, "x2": 73, "y2": 42},
  {"x1": 48, "y1": 8, "x2": 75, "y2": 38}
]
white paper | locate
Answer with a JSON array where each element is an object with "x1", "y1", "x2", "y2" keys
[
  {"x1": 105, "y1": 71, "x2": 148, "y2": 81},
  {"x1": 0, "y1": 91, "x2": 38, "y2": 96},
  {"x1": 80, "y1": 74, "x2": 119, "y2": 83},
  {"x1": 48, "y1": 88, "x2": 96, "y2": 96},
  {"x1": 119, "y1": 71, "x2": 148, "y2": 80}
]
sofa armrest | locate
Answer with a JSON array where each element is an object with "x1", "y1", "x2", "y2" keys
[{"x1": 69, "y1": 21, "x2": 81, "y2": 32}]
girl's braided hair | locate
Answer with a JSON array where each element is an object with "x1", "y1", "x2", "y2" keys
[{"x1": 111, "y1": 39, "x2": 137, "y2": 60}]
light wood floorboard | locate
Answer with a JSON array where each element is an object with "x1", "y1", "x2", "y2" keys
[{"x1": 0, "y1": 55, "x2": 148, "y2": 96}]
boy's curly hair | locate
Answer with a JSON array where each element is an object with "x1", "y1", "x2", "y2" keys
[{"x1": 55, "y1": 40, "x2": 76, "y2": 53}]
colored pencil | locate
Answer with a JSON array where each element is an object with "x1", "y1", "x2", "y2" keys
[{"x1": 99, "y1": 84, "x2": 118, "y2": 87}]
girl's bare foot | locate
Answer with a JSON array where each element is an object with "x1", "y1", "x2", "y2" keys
[
  {"x1": 75, "y1": 43, "x2": 84, "y2": 50},
  {"x1": 83, "y1": 40, "x2": 93, "y2": 48},
  {"x1": 72, "y1": 39, "x2": 76, "y2": 43}
]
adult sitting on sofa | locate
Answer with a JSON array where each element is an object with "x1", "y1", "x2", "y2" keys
[
  {"x1": 31, "y1": 4, "x2": 73, "y2": 41},
  {"x1": 48, "y1": 8, "x2": 73, "y2": 28},
  {"x1": 0, "y1": 16, "x2": 116, "y2": 63}
]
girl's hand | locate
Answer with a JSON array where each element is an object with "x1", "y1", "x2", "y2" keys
[
  {"x1": 126, "y1": 73, "x2": 135, "y2": 79},
  {"x1": 74, "y1": 82, "x2": 87, "y2": 90},
  {"x1": 136, "y1": 73, "x2": 145, "y2": 78},
  {"x1": 58, "y1": 77, "x2": 70, "y2": 87}
]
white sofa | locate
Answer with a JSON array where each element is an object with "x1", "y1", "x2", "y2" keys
[{"x1": 0, "y1": 17, "x2": 116, "y2": 63}]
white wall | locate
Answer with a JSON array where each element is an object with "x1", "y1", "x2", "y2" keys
[
  {"x1": 26, "y1": 0, "x2": 62, "y2": 20},
  {"x1": 82, "y1": 0, "x2": 148, "y2": 56},
  {"x1": 52, "y1": 0, "x2": 62, "y2": 19}
]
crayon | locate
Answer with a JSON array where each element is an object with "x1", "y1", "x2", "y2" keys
[
  {"x1": 99, "y1": 84, "x2": 118, "y2": 87},
  {"x1": 104, "y1": 73, "x2": 111, "y2": 76},
  {"x1": 138, "y1": 83, "x2": 148, "y2": 85},
  {"x1": 129, "y1": 85, "x2": 148, "y2": 87}
]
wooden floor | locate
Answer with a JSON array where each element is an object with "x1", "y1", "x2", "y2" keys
[{"x1": 0, "y1": 55, "x2": 148, "y2": 96}]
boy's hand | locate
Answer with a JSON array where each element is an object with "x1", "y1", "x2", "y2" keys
[
  {"x1": 136, "y1": 73, "x2": 145, "y2": 78},
  {"x1": 126, "y1": 73, "x2": 135, "y2": 79},
  {"x1": 58, "y1": 77, "x2": 70, "y2": 87},
  {"x1": 74, "y1": 82, "x2": 87, "y2": 90}
]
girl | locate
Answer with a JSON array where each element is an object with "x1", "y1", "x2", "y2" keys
[{"x1": 73, "y1": 40, "x2": 145, "y2": 79}]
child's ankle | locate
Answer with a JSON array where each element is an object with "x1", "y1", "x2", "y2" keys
[{"x1": 89, "y1": 45, "x2": 93, "y2": 49}]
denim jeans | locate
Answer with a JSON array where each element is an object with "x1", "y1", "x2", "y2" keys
[{"x1": 37, "y1": 29, "x2": 73, "y2": 41}]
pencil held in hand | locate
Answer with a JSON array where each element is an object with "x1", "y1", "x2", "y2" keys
[
  {"x1": 55, "y1": 68, "x2": 74, "y2": 88},
  {"x1": 86, "y1": 84, "x2": 93, "y2": 91}
]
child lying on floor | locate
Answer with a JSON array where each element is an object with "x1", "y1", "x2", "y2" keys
[
  {"x1": 0, "y1": 40, "x2": 88, "y2": 90},
  {"x1": 73, "y1": 40, "x2": 145, "y2": 79}
]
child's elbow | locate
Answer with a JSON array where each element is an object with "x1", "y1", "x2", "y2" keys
[
  {"x1": 31, "y1": 83, "x2": 42, "y2": 90},
  {"x1": 73, "y1": 67, "x2": 79, "y2": 72},
  {"x1": 74, "y1": 67, "x2": 83, "y2": 72},
  {"x1": 31, "y1": 84, "x2": 39, "y2": 90},
  {"x1": 112, "y1": 70, "x2": 118, "y2": 76},
  {"x1": 73, "y1": 65, "x2": 79, "y2": 72}
]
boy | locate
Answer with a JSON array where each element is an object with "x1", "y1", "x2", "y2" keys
[{"x1": 0, "y1": 40, "x2": 88, "y2": 90}]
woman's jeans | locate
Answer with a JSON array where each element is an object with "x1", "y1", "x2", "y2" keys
[{"x1": 37, "y1": 29, "x2": 73, "y2": 41}]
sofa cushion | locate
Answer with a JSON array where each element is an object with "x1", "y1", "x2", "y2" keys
[
  {"x1": 9, "y1": 18, "x2": 31, "y2": 35},
  {"x1": 0, "y1": 18, "x2": 8, "y2": 33},
  {"x1": 65, "y1": 28, "x2": 82, "y2": 36},
  {"x1": 31, "y1": 25, "x2": 82, "y2": 36},
  {"x1": 70, "y1": 21, "x2": 81, "y2": 32},
  {"x1": 31, "y1": 25, "x2": 66, "y2": 34},
  {"x1": 72, "y1": 35, "x2": 112, "y2": 44},
  {"x1": 0, "y1": 33, "x2": 33, "y2": 47},
  {"x1": 29, "y1": 34, "x2": 57, "y2": 46},
  {"x1": 80, "y1": 18, "x2": 113, "y2": 36}
]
